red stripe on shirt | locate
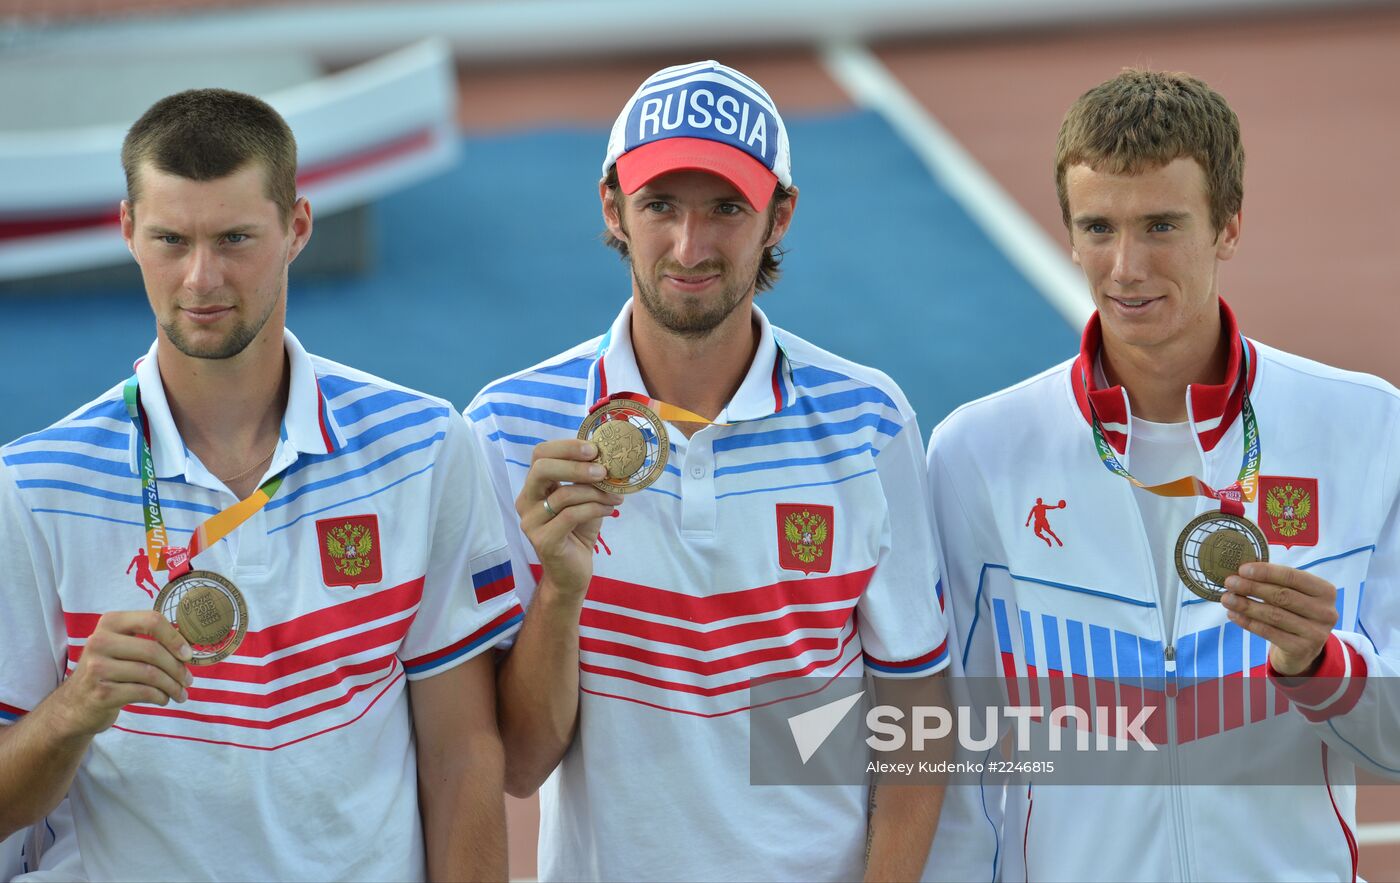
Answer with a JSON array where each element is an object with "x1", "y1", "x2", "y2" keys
[
  {"x1": 580, "y1": 626, "x2": 859, "y2": 697},
  {"x1": 111, "y1": 666, "x2": 405, "y2": 751},
  {"x1": 581, "y1": 631, "x2": 842, "y2": 677},
  {"x1": 580, "y1": 603, "x2": 853, "y2": 651},
  {"x1": 65, "y1": 577, "x2": 425, "y2": 663},
  {"x1": 182, "y1": 653, "x2": 395, "y2": 709},
  {"x1": 578, "y1": 567, "x2": 874, "y2": 623},
  {"x1": 864, "y1": 640, "x2": 948, "y2": 670},
  {"x1": 122, "y1": 663, "x2": 400, "y2": 730},
  {"x1": 402, "y1": 605, "x2": 523, "y2": 670},
  {"x1": 581, "y1": 650, "x2": 864, "y2": 719}
]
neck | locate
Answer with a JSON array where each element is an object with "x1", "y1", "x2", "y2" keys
[
  {"x1": 157, "y1": 328, "x2": 289, "y2": 479},
  {"x1": 630, "y1": 298, "x2": 759, "y2": 436},
  {"x1": 1100, "y1": 313, "x2": 1229, "y2": 423}
]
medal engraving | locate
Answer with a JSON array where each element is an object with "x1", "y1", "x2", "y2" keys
[
  {"x1": 577, "y1": 399, "x2": 669, "y2": 494},
  {"x1": 1197, "y1": 528, "x2": 1258, "y2": 586},
  {"x1": 592, "y1": 419, "x2": 648, "y2": 479},
  {"x1": 1175, "y1": 512, "x2": 1269, "y2": 602},
  {"x1": 154, "y1": 570, "x2": 249, "y2": 665}
]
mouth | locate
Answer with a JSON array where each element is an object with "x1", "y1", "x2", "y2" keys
[
  {"x1": 663, "y1": 273, "x2": 721, "y2": 293},
  {"x1": 1106, "y1": 295, "x2": 1162, "y2": 313},
  {"x1": 181, "y1": 305, "x2": 235, "y2": 325}
]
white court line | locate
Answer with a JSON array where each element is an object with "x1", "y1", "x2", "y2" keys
[
  {"x1": 1359, "y1": 821, "x2": 1400, "y2": 846},
  {"x1": 819, "y1": 41, "x2": 1092, "y2": 330}
]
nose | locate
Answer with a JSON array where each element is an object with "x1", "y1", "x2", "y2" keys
[
  {"x1": 1111, "y1": 235, "x2": 1148, "y2": 286},
  {"x1": 183, "y1": 244, "x2": 223, "y2": 294},
  {"x1": 671, "y1": 210, "x2": 715, "y2": 269}
]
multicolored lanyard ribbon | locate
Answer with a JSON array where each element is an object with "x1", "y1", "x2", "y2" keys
[
  {"x1": 1080, "y1": 335, "x2": 1260, "y2": 516},
  {"x1": 598, "y1": 391, "x2": 731, "y2": 426},
  {"x1": 123, "y1": 376, "x2": 285, "y2": 578}
]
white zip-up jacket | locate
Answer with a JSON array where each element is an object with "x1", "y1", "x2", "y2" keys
[{"x1": 924, "y1": 303, "x2": 1399, "y2": 882}]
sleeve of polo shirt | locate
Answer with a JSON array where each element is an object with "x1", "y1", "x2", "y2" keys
[
  {"x1": 399, "y1": 412, "x2": 523, "y2": 680},
  {"x1": 462, "y1": 396, "x2": 541, "y2": 650},
  {"x1": 855, "y1": 414, "x2": 950, "y2": 678},
  {"x1": 1270, "y1": 398, "x2": 1400, "y2": 775},
  {"x1": 0, "y1": 463, "x2": 67, "y2": 725}
]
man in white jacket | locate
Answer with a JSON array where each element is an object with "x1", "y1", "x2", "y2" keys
[{"x1": 925, "y1": 68, "x2": 1398, "y2": 881}]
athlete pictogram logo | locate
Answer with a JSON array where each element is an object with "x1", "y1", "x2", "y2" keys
[
  {"x1": 594, "y1": 509, "x2": 621, "y2": 555},
  {"x1": 1026, "y1": 498, "x2": 1066, "y2": 548},
  {"x1": 126, "y1": 547, "x2": 160, "y2": 598}
]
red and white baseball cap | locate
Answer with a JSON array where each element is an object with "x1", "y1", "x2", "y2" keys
[{"x1": 602, "y1": 60, "x2": 793, "y2": 211}]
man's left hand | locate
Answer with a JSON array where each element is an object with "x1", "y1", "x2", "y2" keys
[{"x1": 1222, "y1": 562, "x2": 1339, "y2": 676}]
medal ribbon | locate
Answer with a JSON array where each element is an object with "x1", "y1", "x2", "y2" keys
[
  {"x1": 597, "y1": 391, "x2": 731, "y2": 426},
  {"x1": 124, "y1": 376, "x2": 285, "y2": 578},
  {"x1": 1081, "y1": 334, "x2": 1260, "y2": 516}
]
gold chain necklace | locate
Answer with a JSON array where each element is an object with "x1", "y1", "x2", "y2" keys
[{"x1": 215, "y1": 438, "x2": 280, "y2": 484}]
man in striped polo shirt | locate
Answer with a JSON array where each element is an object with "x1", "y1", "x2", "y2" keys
[
  {"x1": 0, "y1": 89, "x2": 520, "y2": 880},
  {"x1": 468, "y1": 61, "x2": 950, "y2": 880}
]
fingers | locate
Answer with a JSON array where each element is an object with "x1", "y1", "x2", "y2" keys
[
  {"x1": 525, "y1": 487, "x2": 622, "y2": 539},
  {"x1": 98, "y1": 609, "x2": 194, "y2": 663},
  {"x1": 1224, "y1": 570, "x2": 1338, "y2": 629},
  {"x1": 1220, "y1": 590, "x2": 1333, "y2": 661},
  {"x1": 531, "y1": 438, "x2": 598, "y2": 465},
  {"x1": 86, "y1": 656, "x2": 191, "y2": 706},
  {"x1": 516, "y1": 441, "x2": 605, "y2": 518},
  {"x1": 86, "y1": 616, "x2": 194, "y2": 699},
  {"x1": 1236, "y1": 562, "x2": 1334, "y2": 598}
]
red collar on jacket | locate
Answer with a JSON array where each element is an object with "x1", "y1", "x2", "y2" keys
[{"x1": 1071, "y1": 298, "x2": 1258, "y2": 455}]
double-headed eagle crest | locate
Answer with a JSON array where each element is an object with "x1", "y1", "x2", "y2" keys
[
  {"x1": 325, "y1": 522, "x2": 374, "y2": 577},
  {"x1": 784, "y1": 509, "x2": 829, "y2": 565},
  {"x1": 1264, "y1": 483, "x2": 1312, "y2": 538}
]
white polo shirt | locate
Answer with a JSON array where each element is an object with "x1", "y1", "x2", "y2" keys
[
  {"x1": 0, "y1": 329, "x2": 522, "y2": 882},
  {"x1": 468, "y1": 300, "x2": 949, "y2": 881}
]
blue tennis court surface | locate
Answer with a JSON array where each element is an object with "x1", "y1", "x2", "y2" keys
[{"x1": 0, "y1": 109, "x2": 1075, "y2": 444}]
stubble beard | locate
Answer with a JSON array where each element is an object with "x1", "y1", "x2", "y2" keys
[
  {"x1": 633, "y1": 257, "x2": 759, "y2": 341},
  {"x1": 162, "y1": 284, "x2": 282, "y2": 361}
]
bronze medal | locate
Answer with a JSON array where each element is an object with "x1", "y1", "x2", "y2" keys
[
  {"x1": 1174, "y1": 511, "x2": 1269, "y2": 602},
  {"x1": 577, "y1": 398, "x2": 669, "y2": 494},
  {"x1": 153, "y1": 570, "x2": 249, "y2": 665}
]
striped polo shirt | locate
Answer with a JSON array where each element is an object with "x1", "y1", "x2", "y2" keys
[
  {"x1": 468, "y1": 300, "x2": 948, "y2": 881},
  {"x1": 0, "y1": 329, "x2": 522, "y2": 881}
]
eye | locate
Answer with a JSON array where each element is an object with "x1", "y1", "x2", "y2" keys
[
  {"x1": 158, "y1": 234, "x2": 183, "y2": 245},
  {"x1": 1084, "y1": 223, "x2": 1110, "y2": 235},
  {"x1": 1149, "y1": 222, "x2": 1175, "y2": 233},
  {"x1": 644, "y1": 201, "x2": 670, "y2": 213},
  {"x1": 716, "y1": 202, "x2": 743, "y2": 216},
  {"x1": 224, "y1": 233, "x2": 249, "y2": 244}
]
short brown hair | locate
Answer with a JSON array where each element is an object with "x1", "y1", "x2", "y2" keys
[
  {"x1": 1055, "y1": 69, "x2": 1244, "y2": 234},
  {"x1": 601, "y1": 166, "x2": 794, "y2": 293},
  {"x1": 122, "y1": 88, "x2": 298, "y2": 224}
]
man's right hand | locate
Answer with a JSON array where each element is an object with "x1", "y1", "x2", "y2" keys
[
  {"x1": 51, "y1": 610, "x2": 193, "y2": 739},
  {"x1": 515, "y1": 439, "x2": 624, "y2": 598}
]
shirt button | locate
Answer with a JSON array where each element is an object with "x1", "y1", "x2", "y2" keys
[{"x1": 690, "y1": 465, "x2": 706, "y2": 479}]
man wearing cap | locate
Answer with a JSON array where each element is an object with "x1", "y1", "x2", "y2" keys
[
  {"x1": 468, "y1": 60, "x2": 950, "y2": 880},
  {"x1": 925, "y1": 69, "x2": 1400, "y2": 881}
]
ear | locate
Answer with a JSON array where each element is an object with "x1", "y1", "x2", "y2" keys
[
  {"x1": 763, "y1": 185, "x2": 798, "y2": 248},
  {"x1": 600, "y1": 178, "x2": 627, "y2": 243},
  {"x1": 120, "y1": 200, "x2": 137, "y2": 259},
  {"x1": 285, "y1": 197, "x2": 314, "y2": 265},
  {"x1": 1215, "y1": 209, "x2": 1242, "y2": 261}
]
